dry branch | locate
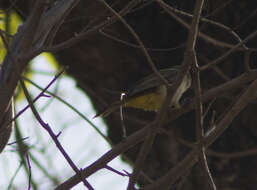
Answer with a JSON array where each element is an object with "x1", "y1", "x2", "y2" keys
[{"x1": 0, "y1": 0, "x2": 79, "y2": 152}]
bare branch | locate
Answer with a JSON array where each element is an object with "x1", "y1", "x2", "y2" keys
[
  {"x1": 0, "y1": 0, "x2": 79, "y2": 153},
  {"x1": 143, "y1": 71, "x2": 257, "y2": 190},
  {"x1": 19, "y1": 78, "x2": 93, "y2": 190}
]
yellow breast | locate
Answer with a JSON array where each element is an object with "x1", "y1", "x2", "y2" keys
[{"x1": 125, "y1": 85, "x2": 167, "y2": 111}]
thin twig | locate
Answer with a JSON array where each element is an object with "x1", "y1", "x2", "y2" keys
[
  {"x1": 200, "y1": 30, "x2": 257, "y2": 70},
  {"x1": 105, "y1": 165, "x2": 128, "y2": 177},
  {"x1": 99, "y1": 0, "x2": 169, "y2": 86},
  {"x1": 244, "y1": 51, "x2": 251, "y2": 72},
  {"x1": 34, "y1": 0, "x2": 141, "y2": 56},
  {"x1": 14, "y1": 120, "x2": 37, "y2": 189},
  {"x1": 25, "y1": 154, "x2": 32, "y2": 190},
  {"x1": 7, "y1": 162, "x2": 23, "y2": 190},
  {"x1": 120, "y1": 92, "x2": 127, "y2": 138},
  {"x1": 0, "y1": 0, "x2": 61, "y2": 148},
  {"x1": 99, "y1": 29, "x2": 185, "y2": 52},
  {"x1": 233, "y1": 7, "x2": 257, "y2": 31},
  {"x1": 54, "y1": 122, "x2": 152, "y2": 190},
  {"x1": 23, "y1": 76, "x2": 111, "y2": 145},
  {"x1": 19, "y1": 79, "x2": 94, "y2": 190},
  {"x1": 143, "y1": 76, "x2": 257, "y2": 190},
  {"x1": 126, "y1": 0, "x2": 205, "y2": 189},
  {"x1": 156, "y1": 0, "x2": 249, "y2": 51},
  {"x1": 55, "y1": 69, "x2": 257, "y2": 190},
  {"x1": 28, "y1": 152, "x2": 59, "y2": 185},
  {"x1": 177, "y1": 136, "x2": 257, "y2": 159},
  {"x1": 203, "y1": 98, "x2": 216, "y2": 119},
  {"x1": 191, "y1": 54, "x2": 215, "y2": 189},
  {"x1": 199, "y1": 54, "x2": 231, "y2": 81},
  {"x1": 191, "y1": 26, "x2": 217, "y2": 190},
  {"x1": 7, "y1": 137, "x2": 29, "y2": 145},
  {"x1": 203, "y1": 0, "x2": 234, "y2": 18},
  {"x1": 6, "y1": 70, "x2": 65, "y2": 127}
]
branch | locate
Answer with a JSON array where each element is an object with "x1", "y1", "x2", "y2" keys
[
  {"x1": 98, "y1": 0, "x2": 169, "y2": 86},
  {"x1": 200, "y1": 30, "x2": 257, "y2": 70},
  {"x1": 19, "y1": 79, "x2": 93, "y2": 190},
  {"x1": 126, "y1": 0, "x2": 205, "y2": 189},
  {"x1": 37, "y1": 0, "x2": 141, "y2": 54},
  {"x1": 142, "y1": 72, "x2": 257, "y2": 190},
  {"x1": 0, "y1": 0, "x2": 45, "y2": 124},
  {"x1": 54, "y1": 68, "x2": 257, "y2": 189},
  {"x1": 0, "y1": 0, "x2": 79, "y2": 153},
  {"x1": 156, "y1": 0, "x2": 250, "y2": 51},
  {"x1": 191, "y1": 52, "x2": 216, "y2": 189},
  {"x1": 54, "y1": 122, "x2": 153, "y2": 190}
]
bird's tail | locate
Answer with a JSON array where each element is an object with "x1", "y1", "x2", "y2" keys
[{"x1": 93, "y1": 101, "x2": 124, "y2": 118}]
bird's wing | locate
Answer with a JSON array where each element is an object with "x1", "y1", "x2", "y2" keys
[{"x1": 126, "y1": 68, "x2": 179, "y2": 97}]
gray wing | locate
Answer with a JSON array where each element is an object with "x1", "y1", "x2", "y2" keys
[{"x1": 126, "y1": 67, "x2": 179, "y2": 97}]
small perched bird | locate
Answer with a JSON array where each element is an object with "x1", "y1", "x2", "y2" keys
[{"x1": 95, "y1": 65, "x2": 191, "y2": 118}]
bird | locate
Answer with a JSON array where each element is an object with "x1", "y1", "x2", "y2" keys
[{"x1": 94, "y1": 65, "x2": 191, "y2": 118}]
